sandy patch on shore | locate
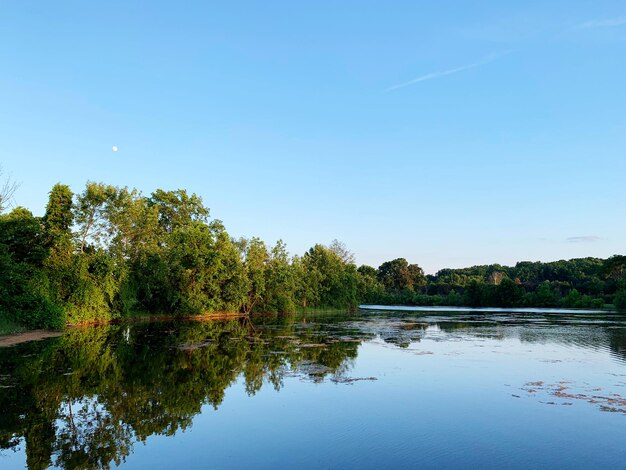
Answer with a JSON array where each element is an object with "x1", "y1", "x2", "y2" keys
[{"x1": 0, "y1": 330, "x2": 63, "y2": 347}]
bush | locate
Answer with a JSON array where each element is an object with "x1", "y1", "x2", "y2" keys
[{"x1": 614, "y1": 290, "x2": 626, "y2": 311}]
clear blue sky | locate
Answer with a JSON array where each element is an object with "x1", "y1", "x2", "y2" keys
[{"x1": 1, "y1": 1, "x2": 624, "y2": 273}]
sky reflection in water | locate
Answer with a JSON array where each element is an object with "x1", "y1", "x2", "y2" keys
[{"x1": 1, "y1": 311, "x2": 626, "y2": 469}]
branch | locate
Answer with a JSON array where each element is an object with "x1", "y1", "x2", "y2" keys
[{"x1": 0, "y1": 165, "x2": 20, "y2": 213}]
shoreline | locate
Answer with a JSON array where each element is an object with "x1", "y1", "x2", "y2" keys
[
  {"x1": 5, "y1": 305, "x2": 620, "y2": 347},
  {"x1": 0, "y1": 330, "x2": 64, "y2": 347},
  {"x1": 0, "y1": 312, "x2": 248, "y2": 347},
  {"x1": 359, "y1": 304, "x2": 617, "y2": 314}
]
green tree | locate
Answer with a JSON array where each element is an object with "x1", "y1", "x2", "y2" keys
[
  {"x1": 301, "y1": 244, "x2": 357, "y2": 309},
  {"x1": 0, "y1": 208, "x2": 63, "y2": 328},
  {"x1": 0, "y1": 207, "x2": 48, "y2": 265},
  {"x1": 238, "y1": 237, "x2": 269, "y2": 314},
  {"x1": 464, "y1": 280, "x2": 484, "y2": 308},
  {"x1": 408, "y1": 263, "x2": 426, "y2": 291},
  {"x1": 74, "y1": 182, "x2": 118, "y2": 252},
  {"x1": 43, "y1": 183, "x2": 74, "y2": 246},
  {"x1": 535, "y1": 281, "x2": 559, "y2": 307},
  {"x1": 40, "y1": 184, "x2": 75, "y2": 320},
  {"x1": 166, "y1": 221, "x2": 220, "y2": 313},
  {"x1": 356, "y1": 265, "x2": 384, "y2": 303},
  {"x1": 493, "y1": 278, "x2": 524, "y2": 307},
  {"x1": 377, "y1": 258, "x2": 414, "y2": 292},
  {"x1": 262, "y1": 240, "x2": 297, "y2": 313},
  {"x1": 614, "y1": 290, "x2": 626, "y2": 311},
  {"x1": 148, "y1": 189, "x2": 209, "y2": 235}
]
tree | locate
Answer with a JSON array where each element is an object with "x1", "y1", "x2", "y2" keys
[
  {"x1": 329, "y1": 239, "x2": 355, "y2": 264},
  {"x1": 614, "y1": 290, "x2": 626, "y2": 311},
  {"x1": 488, "y1": 271, "x2": 507, "y2": 286},
  {"x1": 262, "y1": 240, "x2": 297, "y2": 313},
  {"x1": 357, "y1": 265, "x2": 384, "y2": 303},
  {"x1": 604, "y1": 256, "x2": 626, "y2": 282},
  {"x1": 238, "y1": 237, "x2": 269, "y2": 314},
  {"x1": 148, "y1": 189, "x2": 208, "y2": 235},
  {"x1": 535, "y1": 281, "x2": 559, "y2": 307},
  {"x1": 43, "y1": 184, "x2": 74, "y2": 243},
  {"x1": 294, "y1": 244, "x2": 358, "y2": 309},
  {"x1": 74, "y1": 182, "x2": 118, "y2": 252},
  {"x1": 106, "y1": 188, "x2": 157, "y2": 259},
  {"x1": 408, "y1": 264, "x2": 426, "y2": 290},
  {"x1": 41, "y1": 184, "x2": 75, "y2": 317},
  {"x1": 0, "y1": 208, "x2": 63, "y2": 328},
  {"x1": 465, "y1": 280, "x2": 484, "y2": 308},
  {"x1": 0, "y1": 165, "x2": 19, "y2": 213},
  {"x1": 377, "y1": 258, "x2": 414, "y2": 292},
  {"x1": 293, "y1": 254, "x2": 320, "y2": 308},
  {"x1": 302, "y1": 244, "x2": 342, "y2": 307},
  {"x1": 165, "y1": 221, "x2": 216, "y2": 313},
  {"x1": 493, "y1": 278, "x2": 524, "y2": 307},
  {"x1": 0, "y1": 207, "x2": 47, "y2": 265}
]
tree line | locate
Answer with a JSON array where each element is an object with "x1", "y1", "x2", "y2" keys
[
  {"x1": 0, "y1": 182, "x2": 363, "y2": 328},
  {"x1": 358, "y1": 256, "x2": 626, "y2": 310},
  {"x1": 1, "y1": 180, "x2": 625, "y2": 329}
]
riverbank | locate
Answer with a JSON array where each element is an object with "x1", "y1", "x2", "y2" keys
[
  {"x1": 5, "y1": 303, "x2": 620, "y2": 347},
  {"x1": 0, "y1": 312, "x2": 251, "y2": 347},
  {"x1": 0, "y1": 309, "x2": 355, "y2": 346},
  {"x1": 0, "y1": 329, "x2": 63, "y2": 347},
  {"x1": 359, "y1": 304, "x2": 617, "y2": 314}
]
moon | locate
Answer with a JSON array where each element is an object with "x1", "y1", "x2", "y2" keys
[{"x1": 112, "y1": 146, "x2": 118, "y2": 152}]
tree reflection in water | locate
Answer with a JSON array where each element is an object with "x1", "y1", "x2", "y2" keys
[
  {"x1": 2, "y1": 313, "x2": 626, "y2": 469},
  {"x1": 0, "y1": 317, "x2": 363, "y2": 469}
]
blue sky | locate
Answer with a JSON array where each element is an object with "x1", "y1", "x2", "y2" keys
[{"x1": 1, "y1": 1, "x2": 625, "y2": 273}]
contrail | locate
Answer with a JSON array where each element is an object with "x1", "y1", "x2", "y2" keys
[
  {"x1": 577, "y1": 16, "x2": 626, "y2": 29},
  {"x1": 385, "y1": 51, "x2": 510, "y2": 92}
]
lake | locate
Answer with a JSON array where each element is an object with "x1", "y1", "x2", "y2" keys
[{"x1": 1, "y1": 310, "x2": 626, "y2": 469}]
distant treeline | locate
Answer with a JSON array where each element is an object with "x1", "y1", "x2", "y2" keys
[
  {"x1": 359, "y1": 256, "x2": 626, "y2": 311},
  {"x1": 1, "y1": 181, "x2": 625, "y2": 329}
]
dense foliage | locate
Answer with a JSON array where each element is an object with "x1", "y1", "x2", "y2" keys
[
  {"x1": 0, "y1": 182, "x2": 360, "y2": 328},
  {"x1": 360, "y1": 256, "x2": 626, "y2": 311},
  {"x1": 1, "y1": 180, "x2": 624, "y2": 329}
]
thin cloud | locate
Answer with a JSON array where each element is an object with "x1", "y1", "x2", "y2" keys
[
  {"x1": 577, "y1": 16, "x2": 626, "y2": 29},
  {"x1": 385, "y1": 52, "x2": 509, "y2": 92},
  {"x1": 566, "y1": 236, "x2": 601, "y2": 243}
]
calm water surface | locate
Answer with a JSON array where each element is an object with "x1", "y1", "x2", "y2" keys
[{"x1": 1, "y1": 310, "x2": 626, "y2": 469}]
